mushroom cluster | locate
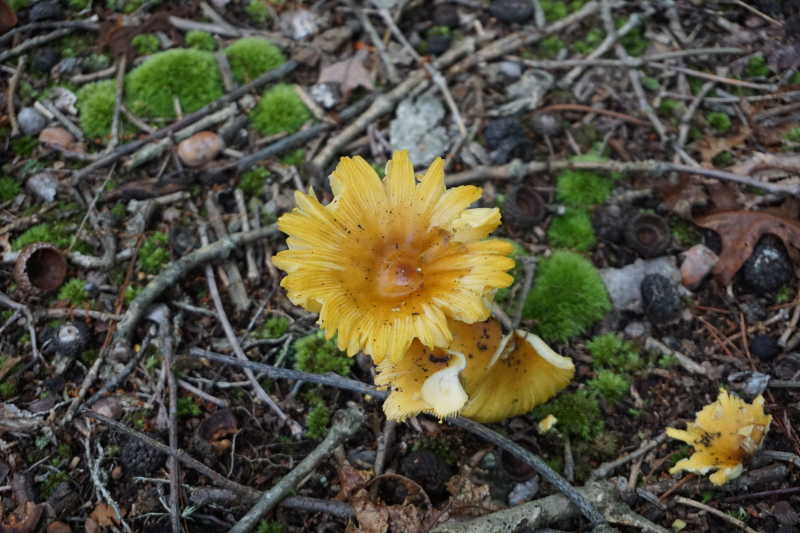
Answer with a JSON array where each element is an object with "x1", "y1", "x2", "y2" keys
[{"x1": 272, "y1": 150, "x2": 574, "y2": 422}]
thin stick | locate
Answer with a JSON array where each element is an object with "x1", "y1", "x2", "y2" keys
[
  {"x1": 511, "y1": 256, "x2": 536, "y2": 330},
  {"x1": 514, "y1": 47, "x2": 745, "y2": 69},
  {"x1": 591, "y1": 433, "x2": 667, "y2": 480},
  {"x1": 107, "y1": 54, "x2": 128, "y2": 151},
  {"x1": 0, "y1": 28, "x2": 74, "y2": 63},
  {"x1": 444, "y1": 158, "x2": 800, "y2": 197},
  {"x1": 200, "y1": 225, "x2": 301, "y2": 437},
  {"x1": 7, "y1": 56, "x2": 24, "y2": 136},
  {"x1": 346, "y1": 0, "x2": 399, "y2": 84},
  {"x1": 111, "y1": 225, "x2": 279, "y2": 361},
  {"x1": 38, "y1": 99, "x2": 84, "y2": 141},
  {"x1": 674, "y1": 496, "x2": 760, "y2": 533},
  {"x1": 377, "y1": 8, "x2": 467, "y2": 137},
  {"x1": 0, "y1": 19, "x2": 98, "y2": 47},
  {"x1": 229, "y1": 407, "x2": 364, "y2": 533},
  {"x1": 0, "y1": 291, "x2": 39, "y2": 362},
  {"x1": 235, "y1": 189, "x2": 259, "y2": 281}
]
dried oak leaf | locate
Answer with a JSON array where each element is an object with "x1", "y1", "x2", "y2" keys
[
  {"x1": 318, "y1": 50, "x2": 374, "y2": 94},
  {"x1": 695, "y1": 210, "x2": 800, "y2": 285},
  {"x1": 0, "y1": 502, "x2": 43, "y2": 533},
  {"x1": 89, "y1": 503, "x2": 119, "y2": 527},
  {"x1": 693, "y1": 127, "x2": 751, "y2": 166}
]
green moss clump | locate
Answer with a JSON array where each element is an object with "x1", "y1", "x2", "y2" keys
[
  {"x1": 305, "y1": 404, "x2": 331, "y2": 440},
  {"x1": 186, "y1": 30, "x2": 216, "y2": 51},
  {"x1": 255, "y1": 316, "x2": 289, "y2": 339},
  {"x1": 177, "y1": 397, "x2": 201, "y2": 417},
  {"x1": 618, "y1": 20, "x2": 648, "y2": 57},
  {"x1": 573, "y1": 28, "x2": 604, "y2": 55},
  {"x1": 658, "y1": 98, "x2": 682, "y2": 116},
  {"x1": 556, "y1": 169, "x2": 612, "y2": 208},
  {"x1": 250, "y1": 84, "x2": 311, "y2": 136},
  {"x1": 139, "y1": 232, "x2": 170, "y2": 274},
  {"x1": 671, "y1": 218, "x2": 701, "y2": 247},
  {"x1": 125, "y1": 49, "x2": 223, "y2": 119},
  {"x1": 256, "y1": 521, "x2": 285, "y2": 533},
  {"x1": 239, "y1": 167, "x2": 269, "y2": 196},
  {"x1": 132, "y1": 34, "x2": 160, "y2": 55},
  {"x1": 539, "y1": 36, "x2": 566, "y2": 58},
  {"x1": 641, "y1": 77, "x2": 660, "y2": 90},
  {"x1": 123, "y1": 285, "x2": 142, "y2": 306},
  {"x1": 587, "y1": 369, "x2": 630, "y2": 403},
  {"x1": 280, "y1": 149, "x2": 305, "y2": 166},
  {"x1": 785, "y1": 127, "x2": 800, "y2": 143},
  {"x1": 0, "y1": 177, "x2": 21, "y2": 202},
  {"x1": 547, "y1": 209, "x2": 596, "y2": 251},
  {"x1": 0, "y1": 380, "x2": 16, "y2": 399},
  {"x1": 532, "y1": 389, "x2": 601, "y2": 439},
  {"x1": 712, "y1": 151, "x2": 734, "y2": 167},
  {"x1": 224, "y1": 38, "x2": 285, "y2": 85},
  {"x1": 745, "y1": 55, "x2": 770, "y2": 78},
  {"x1": 245, "y1": 0, "x2": 270, "y2": 24},
  {"x1": 77, "y1": 80, "x2": 117, "y2": 139},
  {"x1": 523, "y1": 251, "x2": 611, "y2": 342},
  {"x1": 12, "y1": 223, "x2": 71, "y2": 250},
  {"x1": 293, "y1": 331, "x2": 352, "y2": 376},
  {"x1": 541, "y1": 0, "x2": 567, "y2": 21},
  {"x1": 9, "y1": 0, "x2": 31, "y2": 10},
  {"x1": 707, "y1": 112, "x2": 731, "y2": 134},
  {"x1": 587, "y1": 333, "x2": 641, "y2": 371},
  {"x1": 57, "y1": 279, "x2": 88, "y2": 305},
  {"x1": 68, "y1": 0, "x2": 90, "y2": 9},
  {"x1": 11, "y1": 136, "x2": 37, "y2": 157}
]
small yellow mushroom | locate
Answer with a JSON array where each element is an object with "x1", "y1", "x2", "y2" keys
[{"x1": 666, "y1": 388, "x2": 772, "y2": 485}]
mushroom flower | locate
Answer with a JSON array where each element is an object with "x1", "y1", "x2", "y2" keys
[
  {"x1": 375, "y1": 319, "x2": 575, "y2": 423},
  {"x1": 666, "y1": 388, "x2": 772, "y2": 486},
  {"x1": 272, "y1": 151, "x2": 515, "y2": 363}
]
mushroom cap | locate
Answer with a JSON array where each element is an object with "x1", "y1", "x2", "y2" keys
[
  {"x1": 667, "y1": 388, "x2": 772, "y2": 485},
  {"x1": 376, "y1": 319, "x2": 574, "y2": 423},
  {"x1": 272, "y1": 150, "x2": 514, "y2": 364}
]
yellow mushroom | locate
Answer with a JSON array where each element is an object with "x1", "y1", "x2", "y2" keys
[
  {"x1": 376, "y1": 319, "x2": 575, "y2": 423},
  {"x1": 666, "y1": 388, "x2": 772, "y2": 485}
]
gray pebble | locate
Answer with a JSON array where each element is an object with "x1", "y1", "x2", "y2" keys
[{"x1": 18, "y1": 107, "x2": 48, "y2": 136}]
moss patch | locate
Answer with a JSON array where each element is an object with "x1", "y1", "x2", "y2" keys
[
  {"x1": 523, "y1": 251, "x2": 611, "y2": 342},
  {"x1": 532, "y1": 389, "x2": 601, "y2": 439},
  {"x1": 293, "y1": 331, "x2": 352, "y2": 376},
  {"x1": 250, "y1": 84, "x2": 311, "y2": 136},
  {"x1": 224, "y1": 38, "x2": 285, "y2": 85},
  {"x1": 77, "y1": 80, "x2": 116, "y2": 139},
  {"x1": 125, "y1": 49, "x2": 223, "y2": 119},
  {"x1": 547, "y1": 209, "x2": 596, "y2": 251}
]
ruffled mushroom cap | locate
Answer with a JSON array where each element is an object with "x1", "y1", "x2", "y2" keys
[
  {"x1": 376, "y1": 319, "x2": 574, "y2": 423},
  {"x1": 273, "y1": 151, "x2": 515, "y2": 363},
  {"x1": 666, "y1": 388, "x2": 772, "y2": 486}
]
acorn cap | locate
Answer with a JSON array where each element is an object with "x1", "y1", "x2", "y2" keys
[
  {"x1": 14, "y1": 242, "x2": 67, "y2": 294},
  {"x1": 625, "y1": 212, "x2": 671, "y2": 257}
]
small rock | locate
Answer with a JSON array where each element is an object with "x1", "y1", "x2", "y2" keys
[
  {"x1": 50, "y1": 87, "x2": 78, "y2": 115},
  {"x1": 488, "y1": 0, "x2": 535, "y2": 23},
  {"x1": 18, "y1": 107, "x2": 48, "y2": 136},
  {"x1": 389, "y1": 93, "x2": 448, "y2": 166},
  {"x1": 494, "y1": 70, "x2": 554, "y2": 116},
  {"x1": 177, "y1": 131, "x2": 224, "y2": 167},
  {"x1": 641, "y1": 273, "x2": 683, "y2": 324},
  {"x1": 433, "y1": 3, "x2": 459, "y2": 26},
  {"x1": 508, "y1": 477, "x2": 539, "y2": 506},
  {"x1": 750, "y1": 334, "x2": 781, "y2": 362},
  {"x1": 29, "y1": 0, "x2": 63, "y2": 21},
  {"x1": 727, "y1": 371, "x2": 770, "y2": 399},
  {"x1": 400, "y1": 450, "x2": 452, "y2": 497},
  {"x1": 26, "y1": 172, "x2": 59, "y2": 202},
  {"x1": 484, "y1": 117, "x2": 533, "y2": 164},
  {"x1": 774, "y1": 501, "x2": 800, "y2": 527},
  {"x1": 31, "y1": 47, "x2": 61, "y2": 74},
  {"x1": 680, "y1": 244, "x2": 718, "y2": 290},
  {"x1": 498, "y1": 60, "x2": 522, "y2": 79},
  {"x1": 310, "y1": 82, "x2": 341, "y2": 109},
  {"x1": 427, "y1": 33, "x2": 451, "y2": 55},
  {"x1": 280, "y1": 9, "x2": 319, "y2": 40},
  {"x1": 601, "y1": 257, "x2": 680, "y2": 312},
  {"x1": 624, "y1": 321, "x2": 649, "y2": 339},
  {"x1": 531, "y1": 112, "x2": 562, "y2": 136},
  {"x1": 39, "y1": 127, "x2": 75, "y2": 151},
  {"x1": 740, "y1": 234, "x2": 794, "y2": 294}
]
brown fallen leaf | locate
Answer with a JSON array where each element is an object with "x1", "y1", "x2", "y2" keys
[
  {"x1": 693, "y1": 127, "x2": 751, "y2": 166},
  {"x1": 694, "y1": 210, "x2": 800, "y2": 285},
  {"x1": 658, "y1": 174, "x2": 708, "y2": 219},
  {"x1": 0, "y1": 502, "x2": 43, "y2": 533},
  {"x1": 0, "y1": 0, "x2": 17, "y2": 33},
  {"x1": 318, "y1": 50, "x2": 374, "y2": 94},
  {"x1": 89, "y1": 503, "x2": 119, "y2": 527}
]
